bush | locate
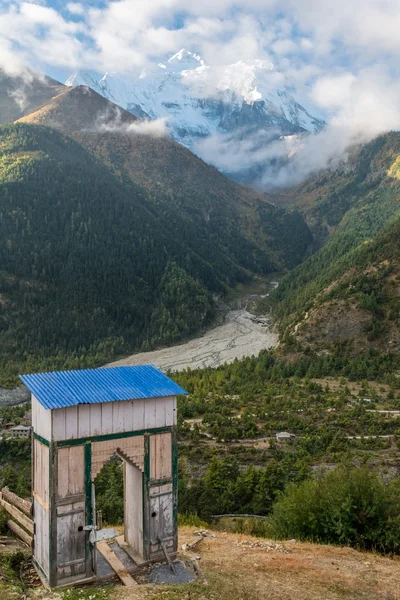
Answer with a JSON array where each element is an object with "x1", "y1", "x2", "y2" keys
[
  {"x1": 269, "y1": 465, "x2": 400, "y2": 554},
  {"x1": 178, "y1": 513, "x2": 208, "y2": 528}
]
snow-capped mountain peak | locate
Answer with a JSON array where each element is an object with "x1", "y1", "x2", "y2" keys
[
  {"x1": 65, "y1": 51, "x2": 324, "y2": 184},
  {"x1": 167, "y1": 49, "x2": 206, "y2": 70}
]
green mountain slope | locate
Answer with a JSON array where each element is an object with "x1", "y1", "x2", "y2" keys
[
  {"x1": 271, "y1": 133, "x2": 400, "y2": 353},
  {"x1": 0, "y1": 122, "x2": 310, "y2": 384},
  {"x1": 274, "y1": 133, "x2": 400, "y2": 242},
  {"x1": 18, "y1": 85, "x2": 312, "y2": 271}
]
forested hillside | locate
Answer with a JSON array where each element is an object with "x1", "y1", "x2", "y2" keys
[
  {"x1": 0, "y1": 123, "x2": 310, "y2": 385},
  {"x1": 274, "y1": 133, "x2": 400, "y2": 244},
  {"x1": 271, "y1": 133, "x2": 400, "y2": 353},
  {"x1": 18, "y1": 85, "x2": 312, "y2": 271}
]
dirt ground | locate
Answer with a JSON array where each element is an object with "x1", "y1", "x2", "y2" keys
[
  {"x1": 113, "y1": 527, "x2": 400, "y2": 600},
  {"x1": 2, "y1": 526, "x2": 397, "y2": 599}
]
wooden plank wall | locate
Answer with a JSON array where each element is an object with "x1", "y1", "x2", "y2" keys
[
  {"x1": 31, "y1": 395, "x2": 52, "y2": 441},
  {"x1": 150, "y1": 433, "x2": 172, "y2": 480},
  {"x1": 33, "y1": 440, "x2": 49, "y2": 508},
  {"x1": 57, "y1": 446, "x2": 84, "y2": 498},
  {"x1": 32, "y1": 439, "x2": 50, "y2": 576},
  {"x1": 124, "y1": 462, "x2": 143, "y2": 557},
  {"x1": 34, "y1": 501, "x2": 49, "y2": 575},
  {"x1": 52, "y1": 397, "x2": 176, "y2": 441},
  {"x1": 92, "y1": 437, "x2": 144, "y2": 480}
]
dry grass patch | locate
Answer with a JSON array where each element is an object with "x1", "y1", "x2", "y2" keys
[{"x1": 115, "y1": 527, "x2": 400, "y2": 600}]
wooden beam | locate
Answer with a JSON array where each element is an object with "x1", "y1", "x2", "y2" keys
[
  {"x1": 1, "y1": 488, "x2": 32, "y2": 517},
  {"x1": 96, "y1": 541, "x2": 137, "y2": 587},
  {"x1": 7, "y1": 520, "x2": 32, "y2": 547},
  {"x1": 0, "y1": 495, "x2": 34, "y2": 534}
]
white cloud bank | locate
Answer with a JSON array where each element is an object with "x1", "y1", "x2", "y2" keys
[
  {"x1": 98, "y1": 115, "x2": 169, "y2": 137},
  {"x1": 1, "y1": 0, "x2": 400, "y2": 185},
  {"x1": 196, "y1": 64, "x2": 400, "y2": 187}
]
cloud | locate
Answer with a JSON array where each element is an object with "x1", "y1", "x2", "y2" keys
[
  {"x1": 1, "y1": 0, "x2": 400, "y2": 186},
  {"x1": 194, "y1": 63, "x2": 400, "y2": 190},
  {"x1": 67, "y1": 3, "x2": 85, "y2": 16},
  {"x1": 93, "y1": 107, "x2": 169, "y2": 137},
  {"x1": 127, "y1": 118, "x2": 168, "y2": 137},
  {"x1": 0, "y1": 0, "x2": 397, "y2": 74},
  {"x1": 260, "y1": 65, "x2": 400, "y2": 188}
]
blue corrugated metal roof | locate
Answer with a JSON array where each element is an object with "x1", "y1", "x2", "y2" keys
[{"x1": 20, "y1": 365, "x2": 188, "y2": 410}]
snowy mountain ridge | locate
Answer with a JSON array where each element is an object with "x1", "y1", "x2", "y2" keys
[{"x1": 66, "y1": 49, "x2": 324, "y2": 184}]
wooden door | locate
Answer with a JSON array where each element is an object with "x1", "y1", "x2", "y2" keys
[
  {"x1": 149, "y1": 484, "x2": 174, "y2": 557},
  {"x1": 56, "y1": 500, "x2": 86, "y2": 580},
  {"x1": 56, "y1": 445, "x2": 87, "y2": 582}
]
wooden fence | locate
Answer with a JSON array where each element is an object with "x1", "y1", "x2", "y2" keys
[{"x1": 0, "y1": 487, "x2": 33, "y2": 546}]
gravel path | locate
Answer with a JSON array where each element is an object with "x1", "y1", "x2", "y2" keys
[{"x1": 109, "y1": 308, "x2": 278, "y2": 372}]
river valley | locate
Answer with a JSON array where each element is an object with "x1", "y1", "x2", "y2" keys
[{"x1": 109, "y1": 283, "x2": 279, "y2": 372}]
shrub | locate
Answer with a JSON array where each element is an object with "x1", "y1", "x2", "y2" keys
[
  {"x1": 178, "y1": 513, "x2": 208, "y2": 528},
  {"x1": 269, "y1": 465, "x2": 400, "y2": 554}
]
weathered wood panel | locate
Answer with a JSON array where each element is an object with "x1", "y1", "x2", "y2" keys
[
  {"x1": 33, "y1": 440, "x2": 49, "y2": 506},
  {"x1": 33, "y1": 498, "x2": 49, "y2": 576},
  {"x1": 52, "y1": 397, "x2": 175, "y2": 441},
  {"x1": 166, "y1": 397, "x2": 176, "y2": 426},
  {"x1": 100, "y1": 402, "x2": 113, "y2": 433},
  {"x1": 65, "y1": 406, "x2": 79, "y2": 439},
  {"x1": 124, "y1": 461, "x2": 143, "y2": 557},
  {"x1": 77, "y1": 405, "x2": 91, "y2": 438},
  {"x1": 32, "y1": 395, "x2": 52, "y2": 441},
  {"x1": 57, "y1": 446, "x2": 84, "y2": 499},
  {"x1": 132, "y1": 400, "x2": 145, "y2": 430},
  {"x1": 149, "y1": 492, "x2": 173, "y2": 550},
  {"x1": 149, "y1": 483, "x2": 173, "y2": 495},
  {"x1": 52, "y1": 408, "x2": 66, "y2": 440},
  {"x1": 142, "y1": 398, "x2": 154, "y2": 430},
  {"x1": 92, "y1": 437, "x2": 144, "y2": 479},
  {"x1": 56, "y1": 499, "x2": 86, "y2": 581},
  {"x1": 150, "y1": 433, "x2": 172, "y2": 481},
  {"x1": 91, "y1": 440, "x2": 119, "y2": 480}
]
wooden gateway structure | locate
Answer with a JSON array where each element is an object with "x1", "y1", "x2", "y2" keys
[{"x1": 20, "y1": 365, "x2": 187, "y2": 588}]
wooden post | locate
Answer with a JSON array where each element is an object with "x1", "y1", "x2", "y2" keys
[
  {"x1": 84, "y1": 443, "x2": 94, "y2": 580},
  {"x1": 143, "y1": 434, "x2": 150, "y2": 561},
  {"x1": 48, "y1": 441, "x2": 58, "y2": 588}
]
